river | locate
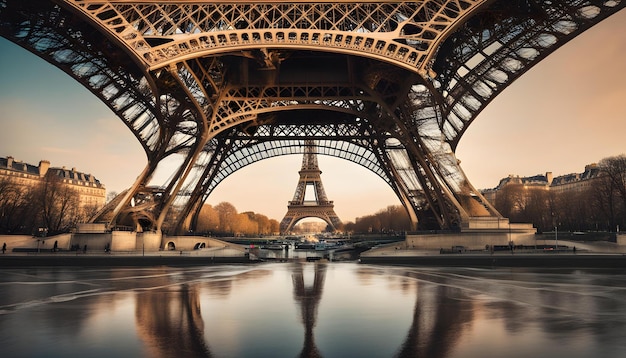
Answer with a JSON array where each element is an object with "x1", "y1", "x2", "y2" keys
[{"x1": 1, "y1": 262, "x2": 625, "y2": 357}]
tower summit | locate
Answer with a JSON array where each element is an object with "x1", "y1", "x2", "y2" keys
[{"x1": 280, "y1": 141, "x2": 342, "y2": 234}]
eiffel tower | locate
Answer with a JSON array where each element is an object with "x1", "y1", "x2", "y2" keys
[
  {"x1": 2, "y1": 2, "x2": 623, "y2": 234},
  {"x1": 280, "y1": 141, "x2": 342, "y2": 234}
]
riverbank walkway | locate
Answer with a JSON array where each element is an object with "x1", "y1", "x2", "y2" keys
[
  {"x1": 1, "y1": 239, "x2": 625, "y2": 268},
  {"x1": 359, "y1": 239, "x2": 626, "y2": 268}
]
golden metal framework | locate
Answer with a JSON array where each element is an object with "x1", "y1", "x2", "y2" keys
[
  {"x1": 280, "y1": 140, "x2": 342, "y2": 233},
  {"x1": 1, "y1": 0, "x2": 623, "y2": 233},
  {"x1": 67, "y1": 1, "x2": 483, "y2": 75}
]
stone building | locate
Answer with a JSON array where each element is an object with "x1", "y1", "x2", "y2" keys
[
  {"x1": 0, "y1": 156, "x2": 106, "y2": 209},
  {"x1": 481, "y1": 164, "x2": 601, "y2": 204},
  {"x1": 549, "y1": 164, "x2": 600, "y2": 194}
]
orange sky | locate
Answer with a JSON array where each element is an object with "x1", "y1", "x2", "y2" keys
[{"x1": 1, "y1": 9, "x2": 625, "y2": 223}]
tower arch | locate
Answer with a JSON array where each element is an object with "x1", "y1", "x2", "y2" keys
[{"x1": 1, "y1": 1, "x2": 623, "y2": 234}]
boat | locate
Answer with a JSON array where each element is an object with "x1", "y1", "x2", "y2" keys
[
  {"x1": 264, "y1": 243, "x2": 285, "y2": 250},
  {"x1": 295, "y1": 243, "x2": 316, "y2": 250}
]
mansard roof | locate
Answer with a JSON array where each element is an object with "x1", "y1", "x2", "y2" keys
[
  {"x1": 496, "y1": 174, "x2": 549, "y2": 189},
  {"x1": 1, "y1": 156, "x2": 104, "y2": 188},
  {"x1": 0, "y1": 157, "x2": 40, "y2": 175},
  {"x1": 550, "y1": 164, "x2": 600, "y2": 186},
  {"x1": 492, "y1": 163, "x2": 601, "y2": 191}
]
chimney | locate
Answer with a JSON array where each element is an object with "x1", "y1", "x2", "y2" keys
[
  {"x1": 7, "y1": 156, "x2": 13, "y2": 169},
  {"x1": 39, "y1": 160, "x2": 50, "y2": 177}
]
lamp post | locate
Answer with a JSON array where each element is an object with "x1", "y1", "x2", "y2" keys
[{"x1": 555, "y1": 225, "x2": 558, "y2": 251}]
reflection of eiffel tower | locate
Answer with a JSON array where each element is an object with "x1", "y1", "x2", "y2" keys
[
  {"x1": 135, "y1": 284, "x2": 212, "y2": 357},
  {"x1": 395, "y1": 280, "x2": 473, "y2": 358},
  {"x1": 280, "y1": 141, "x2": 342, "y2": 233},
  {"x1": 292, "y1": 262, "x2": 327, "y2": 358}
]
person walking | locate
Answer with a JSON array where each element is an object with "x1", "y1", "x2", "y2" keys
[{"x1": 2, "y1": 242, "x2": 6, "y2": 254}]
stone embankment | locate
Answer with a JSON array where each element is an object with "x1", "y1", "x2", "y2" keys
[
  {"x1": 0, "y1": 254, "x2": 254, "y2": 267},
  {"x1": 360, "y1": 240, "x2": 626, "y2": 268}
]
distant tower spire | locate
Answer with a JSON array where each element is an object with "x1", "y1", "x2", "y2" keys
[{"x1": 280, "y1": 141, "x2": 342, "y2": 233}]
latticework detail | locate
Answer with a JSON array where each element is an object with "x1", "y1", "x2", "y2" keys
[{"x1": 1, "y1": 0, "x2": 623, "y2": 233}]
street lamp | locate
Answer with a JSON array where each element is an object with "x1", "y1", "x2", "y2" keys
[{"x1": 555, "y1": 225, "x2": 558, "y2": 251}]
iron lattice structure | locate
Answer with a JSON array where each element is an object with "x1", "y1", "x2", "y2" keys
[
  {"x1": 1, "y1": 1, "x2": 623, "y2": 233},
  {"x1": 280, "y1": 140, "x2": 342, "y2": 233}
]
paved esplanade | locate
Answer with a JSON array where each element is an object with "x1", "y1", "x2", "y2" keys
[{"x1": 1, "y1": 1, "x2": 623, "y2": 234}]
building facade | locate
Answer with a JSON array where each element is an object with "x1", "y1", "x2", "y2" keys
[
  {"x1": 482, "y1": 164, "x2": 601, "y2": 205},
  {"x1": 0, "y1": 156, "x2": 106, "y2": 209}
]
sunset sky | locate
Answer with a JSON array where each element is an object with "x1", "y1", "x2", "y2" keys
[{"x1": 1, "y1": 9, "x2": 625, "y2": 223}]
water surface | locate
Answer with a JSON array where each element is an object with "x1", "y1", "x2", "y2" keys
[{"x1": 1, "y1": 262, "x2": 625, "y2": 357}]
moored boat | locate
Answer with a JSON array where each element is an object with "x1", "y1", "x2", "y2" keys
[{"x1": 264, "y1": 243, "x2": 285, "y2": 250}]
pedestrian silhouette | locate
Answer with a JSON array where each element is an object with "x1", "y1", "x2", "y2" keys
[{"x1": 2, "y1": 242, "x2": 6, "y2": 254}]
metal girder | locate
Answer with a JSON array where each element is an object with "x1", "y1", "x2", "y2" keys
[
  {"x1": 65, "y1": 0, "x2": 485, "y2": 75},
  {"x1": 1, "y1": 0, "x2": 624, "y2": 233},
  {"x1": 431, "y1": 0, "x2": 626, "y2": 148}
]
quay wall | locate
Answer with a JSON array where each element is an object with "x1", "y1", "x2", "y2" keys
[
  {"x1": 360, "y1": 254, "x2": 626, "y2": 268},
  {"x1": 136, "y1": 232, "x2": 162, "y2": 252},
  {"x1": 162, "y1": 235, "x2": 246, "y2": 253},
  {"x1": 1, "y1": 232, "x2": 244, "y2": 253},
  {"x1": 0, "y1": 235, "x2": 34, "y2": 247},
  {"x1": 405, "y1": 230, "x2": 537, "y2": 250},
  {"x1": 72, "y1": 232, "x2": 111, "y2": 251},
  {"x1": 0, "y1": 234, "x2": 73, "y2": 251}
]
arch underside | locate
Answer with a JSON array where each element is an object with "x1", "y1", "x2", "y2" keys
[
  {"x1": 281, "y1": 211, "x2": 343, "y2": 235},
  {"x1": 1, "y1": 0, "x2": 623, "y2": 233}
]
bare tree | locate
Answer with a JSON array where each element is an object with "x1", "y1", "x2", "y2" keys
[
  {"x1": 33, "y1": 173, "x2": 80, "y2": 234},
  {"x1": 522, "y1": 189, "x2": 550, "y2": 231},
  {"x1": 494, "y1": 185, "x2": 522, "y2": 221},
  {"x1": 0, "y1": 178, "x2": 35, "y2": 233},
  {"x1": 598, "y1": 155, "x2": 626, "y2": 230}
]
